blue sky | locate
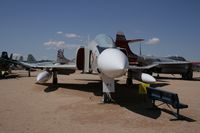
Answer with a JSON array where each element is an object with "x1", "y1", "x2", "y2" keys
[{"x1": 0, "y1": 0, "x2": 200, "y2": 61}]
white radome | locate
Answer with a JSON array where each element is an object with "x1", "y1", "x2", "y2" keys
[{"x1": 97, "y1": 48, "x2": 129, "y2": 78}]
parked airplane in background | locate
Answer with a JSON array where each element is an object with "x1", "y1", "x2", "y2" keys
[
  {"x1": 25, "y1": 34, "x2": 156, "y2": 103},
  {"x1": 20, "y1": 49, "x2": 74, "y2": 76},
  {"x1": 167, "y1": 56, "x2": 200, "y2": 72},
  {"x1": 137, "y1": 55, "x2": 193, "y2": 79},
  {"x1": 0, "y1": 51, "x2": 35, "y2": 77},
  {"x1": 115, "y1": 32, "x2": 194, "y2": 80},
  {"x1": 22, "y1": 49, "x2": 71, "y2": 65},
  {"x1": 27, "y1": 54, "x2": 52, "y2": 64},
  {"x1": 0, "y1": 51, "x2": 13, "y2": 77},
  {"x1": 0, "y1": 49, "x2": 71, "y2": 77}
]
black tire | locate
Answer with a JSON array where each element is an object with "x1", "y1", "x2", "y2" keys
[
  {"x1": 182, "y1": 70, "x2": 193, "y2": 80},
  {"x1": 187, "y1": 70, "x2": 193, "y2": 80}
]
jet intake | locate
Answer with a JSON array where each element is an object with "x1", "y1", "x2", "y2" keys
[
  {"x1": 36, "y1": 71, "x2": 52, "y2": 83},
  {"x1": 97, "y1": 48, "x2": 129, "y2": 78},
  {"x1": 76, "y1": 47, "x2": 92, "y2": 73}
]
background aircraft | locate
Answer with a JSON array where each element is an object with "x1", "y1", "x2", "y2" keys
[
  {"x1": 26, "y1": 34, "x2": 156, "y2": 103},
  {"x1": 20, "y1": 49, "x2": 74, "y2": 76},
  {"x1": 22, "y1": 49, "x2": 71, "y2": 65},
  {"x1": 115, "y1": 32, "x2": 194, "y2": 80},
  {"x1": 0, "y1": 51, "x2": 35, "y2": 77},
  {"x1": 0, "y1": 51, "x2": 13, "y2": 77},
  {"x1": 168, "y1": 56, "x2": 200, "y2": 72}
]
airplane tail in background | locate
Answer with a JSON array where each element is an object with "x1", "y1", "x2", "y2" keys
[
  {"x1": 115, "y1": 32, "x2": 144, "y2": 65},
  {"x1": 27, "y1": 54, "x2": 37, "y2": 63},
  {"x1": 57, "y1": 49, "x2": 70, "y2": 64},
  {"x1": 1, "y1": 51, "x2": 9, "y2": 60},
  {"x1": 10, "y1": 54, "x2": 13, "y2": 60}
]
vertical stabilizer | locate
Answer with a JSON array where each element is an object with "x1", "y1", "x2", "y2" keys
[
  {"x1": 115, "y1": 32, "x2": 138, "y2": 64},
  {"x1": 27, "y1": 54, "x2": 37, "y2": 63},
  {"x1": 1, "y1": 51, "x2": 9, "y2": 59},
  {"x1": 57, "y1": 49, "x2": 70, "y2": 64},
  {"x1": 116, "y1": 31, "x2": 127, "y2": 41}
]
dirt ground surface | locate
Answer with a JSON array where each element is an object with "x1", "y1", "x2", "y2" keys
[{"x1": 0, "y1": 70, "x2": 200, "y2": 133}]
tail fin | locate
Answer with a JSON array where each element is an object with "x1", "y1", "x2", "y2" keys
[
  {"x1": 10, "y1": 53, "x2": 13, "y2": 60},
  {"x1": 1, "y1": 51, "x2": 9, "y2": 59},
  {"x1": 116, "y1": 31, "x2": 127, "y2": 42},
  {"x1": 27, "y1": 54, "x2": 37, "y2": 63},
  {"x1": 19, "y1": 56, "x2": 23, "y2": 61},
  {"x1": 57, "y1": 49, "x2": 70, "y2": 64},
  {"x1": 115, "y1": 32, "x2": 140, "y2": 64},
  {"x1": 116, "y1": 32, "x2": 144, "y2": 44}
]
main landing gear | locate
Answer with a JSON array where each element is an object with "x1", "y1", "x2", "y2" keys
[
  {"x1": 102, "y1": 92, "x2": 115, "y2": 103},
  {"x1": 52, "y1": 71, "x2": 58, "y2": 84},
  {"x1": 101, "y1": 74, "x2": 116, "y2": 103}
]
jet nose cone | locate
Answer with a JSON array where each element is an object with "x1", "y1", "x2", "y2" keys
[{"x1": 97, "y1": 48, "x2": 129, "y2": 78}]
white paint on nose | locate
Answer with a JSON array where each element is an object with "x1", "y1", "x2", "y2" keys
[{"x1": 97, "y1": 48, "x2": 128, "y2": 78}]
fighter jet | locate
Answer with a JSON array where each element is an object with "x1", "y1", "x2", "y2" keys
[
  {"x1": 0, "y1": 51, "x2": 37, "y2": 77},
  {"x1": 115, "y1": 32, "x2": 194, "y2": 80},
  {"x1": 22, "y1": 49, "x2": 70, "y2": 65},
  {"x1": 0, "y1": 51, "x2": 13, "y2": 77},
  {"x1": 25, "y1": 34, "x2": 156, "y2": 103},
  {"x1": 168, "y1": 56, "x2": 200, "y2": 72}
]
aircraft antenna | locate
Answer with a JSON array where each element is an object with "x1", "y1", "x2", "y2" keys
[{"x1": 87, "y1": 34, "x2": 90, "y2": 43}]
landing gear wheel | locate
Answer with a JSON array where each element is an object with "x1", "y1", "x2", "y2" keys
[
  {"x1": 182, "y1": 70, "x2": 193, "y2": 80},
  {"x1": 52, "y1": 71, "x2": 58, "y2": 84},
  {"x1": 53, "y1": 78, "x2": 58, "y2": 84},
  {"x1": 187, "y1": 70, "x2": 193, "y2": 80},
  {"x1": 126, "y1": 78, "x2": 133, "y2": 86},
  {"x1": 101, "y1": 93, "x2": 115, "y2": 103},
  {"x1": 28, "y1": 70, "x2": 31, "y2": 77}
]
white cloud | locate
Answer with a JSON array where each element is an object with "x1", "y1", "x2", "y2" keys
[
  {"x1": 44, "y1": 40, "x2": 66, "y2": 48},
  {"x1": 145, "y1": 37, "x2": 160, "y2": 45},
  {"x1": 65, "y1": 33, "x2": 80, "y2": 39},
  {"x1": 57, "y1": 31, "x2": 63, "y2": 34},
  {"x1": 44, "y1": 40, "x2": 80, "y2": 49},
  {"x1": 56, "y1": 32, "x2": 81, "y2": 39}
]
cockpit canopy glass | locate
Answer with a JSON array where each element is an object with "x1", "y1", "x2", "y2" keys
[{"x1": 94, "y1": 34, "x2": 115, "y2": 48}]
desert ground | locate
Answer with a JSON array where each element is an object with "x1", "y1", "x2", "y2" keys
[{"x1": 0, "y1": 70, "x2": 200, "y2": 133}]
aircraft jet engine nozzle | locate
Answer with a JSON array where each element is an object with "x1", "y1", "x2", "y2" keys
[
  {"x1": 97, "y1": 48, "x2": 129, "y2": 78},
  {"x1": 36, "y1": 71, "x2": 52, "y2": 83}
]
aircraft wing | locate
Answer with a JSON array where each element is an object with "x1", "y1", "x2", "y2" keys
[
  {"x1": 0, "y1": 57, "x2": 17, "y2": 64},
  {"x1": 154, "y1": 61, "x2": 191, "y2": 65},
  {"x1": 36, "y1": 64, "x2": 76, "y2": 70},
  {"x1": 129, "y1": 64, "x2": 158, "y2": 70},
  {"x1": 19, "y1": 62, "x2": 76, "y2": 70}
]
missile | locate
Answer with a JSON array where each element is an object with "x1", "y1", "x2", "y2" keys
[
  {"x1": 97, "y1": 48, "x2": 129, "y2": 78},
  {"x1": 36, "y1": 71, "x2": 52, "y2": 83}
]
